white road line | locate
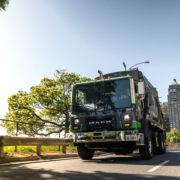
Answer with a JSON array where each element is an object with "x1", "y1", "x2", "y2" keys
[
  {"x1": 147, "y1": 160, "x2": 170, "y2": 172},
  {"x1": 167, "y1": 151, "x2": 180, "y2": 153}
]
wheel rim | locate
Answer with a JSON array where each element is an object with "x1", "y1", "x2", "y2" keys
[
  {"x1": 162, "y1": 135, "x2": 165, "y2": 150},
  {"x1": 148, "y1": 134, "x2": 152, "y2": 153},
  {"x1": 162, "y1": 139, "x2": 164, "y2": 150}
]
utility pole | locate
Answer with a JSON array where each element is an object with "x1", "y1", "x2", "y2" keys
[
  {"x1": 123, "y1": 62, "x2": 126, "y2": 71},
  {"x1": 58, "y1": 127, "x2": 61, "y2": 151},
  {"x1": 15, "y1": 122, "x2": 19, "y2": 152},
  {"x1": 127, "y1": 61, "x2": 149, "y2": 71}
]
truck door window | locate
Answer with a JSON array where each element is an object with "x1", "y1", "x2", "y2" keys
[{"x1": 76, "y1": 89, "x2": 86, "y2": 105}]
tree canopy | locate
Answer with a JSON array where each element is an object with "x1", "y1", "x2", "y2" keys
[
  {"x1": 166, "y1": 128, "x2": 180, "y2": 143},
  {"x1": 0, "y1": 0, "x2": 9, "y2": 11},
  {"x1": 0, "y1": 69, "x2": 92, "y2": 136}
]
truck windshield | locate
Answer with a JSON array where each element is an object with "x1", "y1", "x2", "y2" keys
[{"x1": 74, "y1": 78, "x2": 131, "y2": 112}]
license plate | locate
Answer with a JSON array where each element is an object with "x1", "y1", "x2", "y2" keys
[{"x1": 126, "y1": 135, "x2": 137, "y2": 141}]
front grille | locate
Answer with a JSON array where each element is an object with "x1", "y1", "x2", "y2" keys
[
  {"x1": 79, "y1": 137, "x2": 91, "y2": 140},
  {"x1": 104, "y1": 136, "x2": 116, "y2": 139},
  {"x1": 86, "y1": 116, "x2": 116, "y2": 131},
  {"x1": 87, "y1": 142, "x2": 135, "y2": 149},
  {"x1": 92, "y1": 137, "x2": 103, "y2": 140}
]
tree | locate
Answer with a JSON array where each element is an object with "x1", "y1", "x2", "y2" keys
[
  {"x1": 0, "y1": 69, "x2": 92, "y2": 136},
  {"x1": 166, "y1": 128, "x2": 180, "y2": 143},
  {"x1": 0, "y1": 0, "x2": 9, "y2": 11}
]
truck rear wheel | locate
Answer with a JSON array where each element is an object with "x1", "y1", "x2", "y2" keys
[
  {"x1": 139, "y1": 127, "x2": 153, "y2": 160},
  {"x1": 77, "y1": 146, "x2": 94, "y2": 160},
  {"x1": 114, "y1": 152, "x2": 122, "y2": 155},
  {"x1": 163, "y1": 133, "x2": 166, "y2": 154},
  {"x1": 127, "y1": 150, "x2": 133, "y2": 154},
  {"x1": 158, "y1": 132, "x2": 166, "y2": 154}
]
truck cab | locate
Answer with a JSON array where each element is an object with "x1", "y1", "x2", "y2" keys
[{"x1": 69, "y1": 68, "x2": 166, "y2": 160}]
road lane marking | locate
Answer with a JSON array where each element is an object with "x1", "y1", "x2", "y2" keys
[
  {"x1": 147, "y1": 160, "x2": 170, "y2": 172},
  {"x1": 167, "y1": 151, "x2": 180, "y2": 153}
]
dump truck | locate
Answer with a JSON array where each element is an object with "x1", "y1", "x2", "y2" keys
[{"x1": 69, "y1": 68, "x2": 166, "y2": 160}]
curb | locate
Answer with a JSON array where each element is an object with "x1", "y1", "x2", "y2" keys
[
  {"x1": 41, "y1": 153, "x2": 79, "y2": 159},
  {"x1": 0, "y1": 152, "x2": 105, "y2": 164},
  {"x1": 0, "y1": 154, "x2": 79, "y2": 163},
  {"x1": 0, "y1": 156, "x2": 40, "y2": 163}
]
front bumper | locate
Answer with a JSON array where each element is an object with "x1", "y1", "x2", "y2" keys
[{"x1": 66, "y1": 130, "x2": 144, "y2": 145}]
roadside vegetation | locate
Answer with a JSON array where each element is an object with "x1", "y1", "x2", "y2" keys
[
  {"x1": 166, "y1": 128, "x2": 180, "y2": 143},
  {"x1": 0, "y1": 0, "x2": 9, "y2": 10},
  {"x1": 0, "y1": 69, "x2": 92, "y2": 136},
  {"x1": 4, "y1": 146, "x2": 77, "y2": 153}
]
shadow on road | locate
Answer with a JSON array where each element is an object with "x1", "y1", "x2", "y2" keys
[
  {"x1": 0, "y1": 149, "x2": 179, "y2": 180},
  {"x1": 0, "y1": 166, "x2": 179, "y2": 180},
  {"x1": 1, "y1": 149, "x2": 179, "y2": 168},
  {"x1": 84, "y1": 149, "x2": 180, "y2": 166}
]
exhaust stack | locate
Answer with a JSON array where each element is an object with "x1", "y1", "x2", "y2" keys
[{"x1": 98, "y1": 70, "x2": 103, "y2": 79}]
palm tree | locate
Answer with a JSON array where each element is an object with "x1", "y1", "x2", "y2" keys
[{"x1": 0, "y1": 0, "x2": 9, "y2": 11}]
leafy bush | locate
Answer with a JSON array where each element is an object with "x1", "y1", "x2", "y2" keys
[
  {"x1": 166, "y1": 128, "x2": 180, "y2": 143},
  {"x1": 3, "y1": 145, "x2": 77, "y2": 152}
]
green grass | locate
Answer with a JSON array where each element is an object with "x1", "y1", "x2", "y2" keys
[{"x1": 3, "y1": 146, "x2": 77, "y2": 153}]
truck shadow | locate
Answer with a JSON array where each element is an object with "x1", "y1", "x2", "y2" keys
[
  {"x1": 0, "y1": 149, "x2": 179, "y2": 167},
  {"x1": 0, "y1": 166, "x2": 179, "y2": 180},
  {"x1": 84, "y1": 149, "x2": 180, "y2": 166},
  {"x1": 0, "y1": 149, "x2": 179, "y2": 179}
]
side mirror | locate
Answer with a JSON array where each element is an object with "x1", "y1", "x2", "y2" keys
[{"x1": 138, "y1": 81, "x2": 145, "y2": 96}]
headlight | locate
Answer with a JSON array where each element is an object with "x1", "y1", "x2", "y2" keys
[
  {"x1": 124, "y1": 115, "x2": 130, "y2": 121},
  {"x1": 74, "y1": 119, "x2": 80, "y2": 124}
]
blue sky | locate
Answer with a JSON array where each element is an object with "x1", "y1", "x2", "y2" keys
[{"x1": 0, "y1": 0, "x2": 180, "y2": 135}]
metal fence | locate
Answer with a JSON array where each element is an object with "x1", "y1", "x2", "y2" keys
[
  {"x1": 0, "y1": 136, "x2": 73, "y2": 158},
  {"x1": 0, "y1": 119, "x2": 67, "y2": 153}
]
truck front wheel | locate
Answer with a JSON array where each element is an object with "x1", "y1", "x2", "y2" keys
[
  {"x1": 139, "y1": 127, "x2": 153, "y2": 160},
  {"x1": 77, "y1": 146, "x2": 94, "y2": 160}
]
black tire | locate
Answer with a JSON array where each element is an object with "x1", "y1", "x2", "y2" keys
[
  {"x1": 114, "y1": 152, "x2": 121, "y2": 155},
  {"x1": 115, "y1": 150, "x2": 128, "y2": 155},
  {"x1": 153, "y1": 134, "x2": 158, "y2": 155},
  {"x1": 127, "y1": 150, "x2": 133, "y2": 154},
  {"x1": 139, "y1": 127, "x2": 153, "y2": 160},
  {"x1": 157, "y1": 132, "x2": 165, "y2": 154},
  {"x1": 163, "y1": 142, "x2": 166, "y2": 154},
  {"x1": 163, "y1": 133, "x2": 166, "y2": 154},
  {"x1": 77, "y1": 146, "x2": 94, "y2": 160}
]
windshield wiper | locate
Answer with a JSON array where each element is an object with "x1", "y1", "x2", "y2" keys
[
  {"x1": 85, "y1": 110, "x2": 90, "y2": 114},
  {"x1": 83, "y1": 107, "x2": 90, "y2": 114},
  {"x1": 108, "y1": 100, "x2": 117, "y2": 113},
  {"x1": 80, "y1": 105, "x2": 90, "y2": 114}
]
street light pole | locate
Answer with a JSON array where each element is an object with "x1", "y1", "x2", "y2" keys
[
  {"x1": 123, "y1": 62, "x2": 126, "y2": 71},
  {"x1": 127, "y1": 61, "x2": 150, "y2": 71},
  {"x1": 15, "y1": 122, "x2": 19, "y2": 152},
  {"x1": 159, "y1": 97, "x2": 162, "y2": 102}
]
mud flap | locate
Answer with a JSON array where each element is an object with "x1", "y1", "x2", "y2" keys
[{"x1": 140, "y1": 118, "x2": 149, "y2": 138}]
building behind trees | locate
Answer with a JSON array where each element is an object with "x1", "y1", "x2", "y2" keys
[
  {"x1": 161, "y1": 102, "x2": 170, "y2": 132},
  {"x1": 168, "y1": 79, "x2": 180, "y2": 131}
]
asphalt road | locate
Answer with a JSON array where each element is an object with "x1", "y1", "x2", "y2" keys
[{"x1": 0, "y1": 148, "x2": 180, "y2": 180}]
